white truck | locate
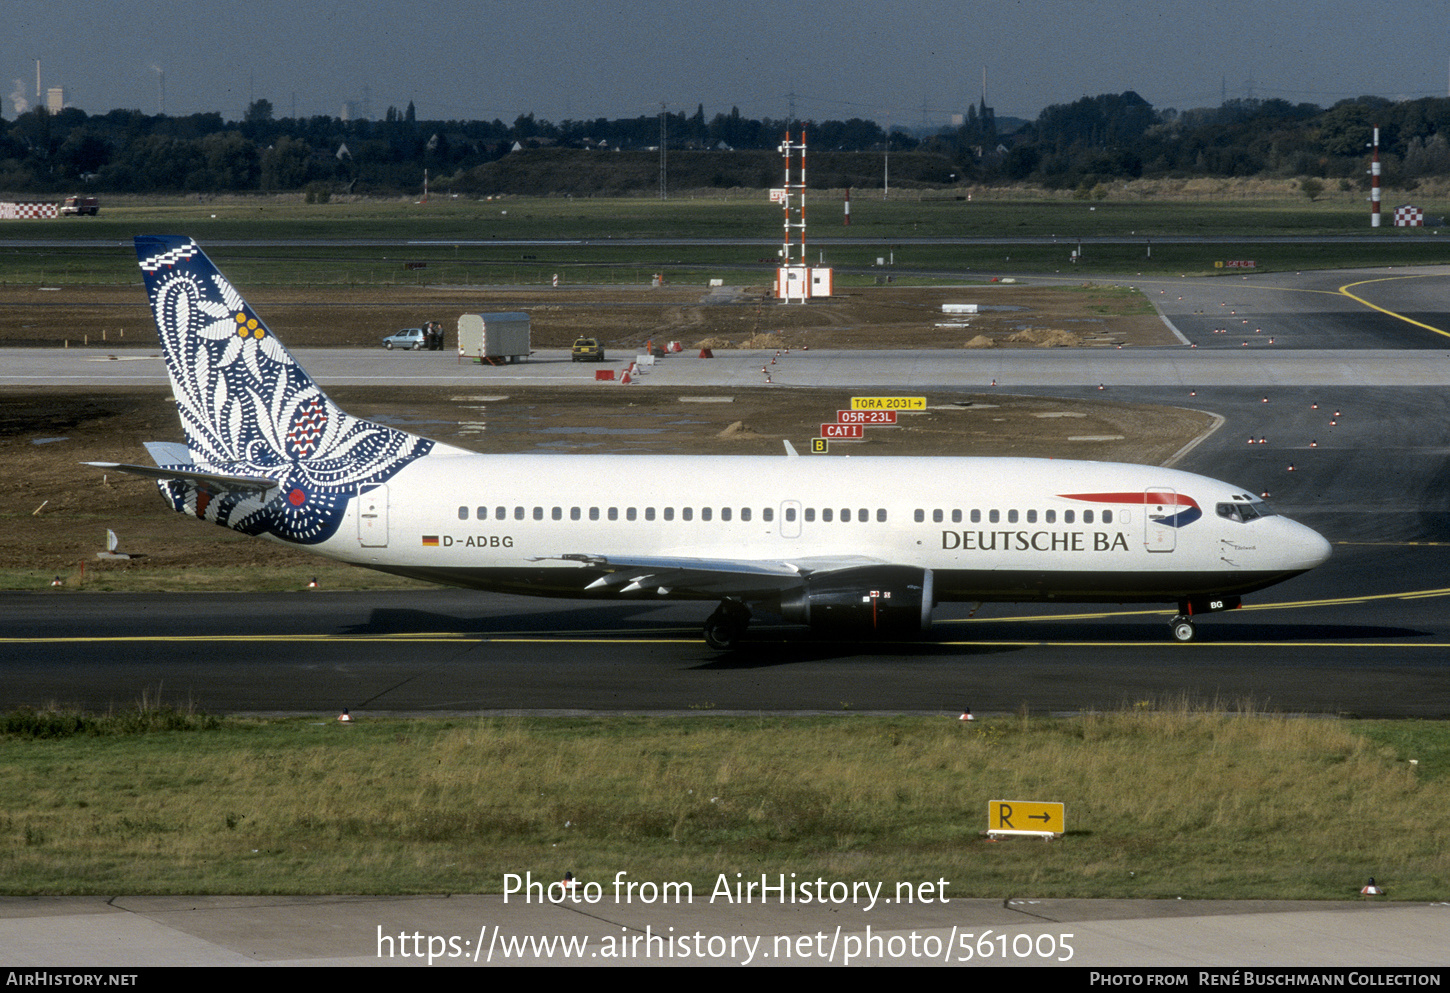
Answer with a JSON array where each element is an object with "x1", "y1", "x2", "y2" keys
[{"x1": 457, "y1": 312, "x2": 531, "y2": 364}]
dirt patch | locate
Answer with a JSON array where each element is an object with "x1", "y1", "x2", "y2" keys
[
  {"x1": 0, "y1": 385, "x2": 1213, "y2": 588},
  {"x1": 0, "y1": 282, "x2": 1174, "y2": 352}
]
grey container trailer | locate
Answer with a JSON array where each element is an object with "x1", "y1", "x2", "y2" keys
[{"x1": 457, "y1": 312, "x2": 531, "y2": 363}]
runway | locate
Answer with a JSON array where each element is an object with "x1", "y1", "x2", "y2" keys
[{"x1": 3, "y1": 266, "x2": 1450, "y2": 718}]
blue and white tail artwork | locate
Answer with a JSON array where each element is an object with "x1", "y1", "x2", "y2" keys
[{"x1": 131, "y1": 236, "x2": 433, "y2": 544}]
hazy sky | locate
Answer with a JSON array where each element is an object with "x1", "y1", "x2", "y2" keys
[{"x1": 6, "y1": 0, "x2": 1449, "y2": 125}]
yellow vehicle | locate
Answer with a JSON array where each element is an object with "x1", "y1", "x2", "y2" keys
[{"x1": 571, "y1": 337, "x2": 605, "y2": 362}]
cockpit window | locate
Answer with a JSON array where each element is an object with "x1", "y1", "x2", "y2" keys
[{"x1": 1217, "y1": 501, "x2": 1276, "y2": 523}]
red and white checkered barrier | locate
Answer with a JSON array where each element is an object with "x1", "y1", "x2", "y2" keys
[
  {"x1": 1394, "y1": 204, "x2": 1424, "y2": 227},
  {"x1": 0, "y1": 202, "x2": 57, "y2": 219}
]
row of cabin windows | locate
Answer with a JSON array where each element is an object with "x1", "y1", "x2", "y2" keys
[
  {"x1": 456, "y1": 505, "x2": 891, "y2": 523},
  {"x1": 456, "y1": 505, "x2": 1129, "y2": 525},
  {"x1": 913, "y1": 507, "x2": 1127, "y2": 525},
  {"x1": 461, "y1": 505, "x2": 771, "y2": 523}
]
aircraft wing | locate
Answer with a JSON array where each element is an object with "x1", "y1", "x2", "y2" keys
[
  {"x1": 84, "y1": 461, "x2": 280, "y2": 495},
  {"x1": 540, "y1": 552, "x2": 889, "y2": 597}
]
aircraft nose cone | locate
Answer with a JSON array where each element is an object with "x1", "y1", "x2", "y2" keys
[{"x1": 1294, "y1": 522, "x2": 1332, "y2": 570}]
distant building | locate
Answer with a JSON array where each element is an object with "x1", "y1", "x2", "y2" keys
[{"x1": 45, "y1": 87, "x2": 66, "y2": 113}]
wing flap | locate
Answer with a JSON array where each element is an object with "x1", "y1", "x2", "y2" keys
[{"x1": 537, "y1": 552, "x2": 889, "y2": 599}]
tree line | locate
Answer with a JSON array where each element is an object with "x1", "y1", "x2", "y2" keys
[{"x1": 0, "y1": 91, "x2": 1446, "y2": 196}]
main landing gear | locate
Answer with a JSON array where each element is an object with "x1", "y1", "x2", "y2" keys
[{"x1": 703, "y1": 599, "x2": 752, "y2": 650}]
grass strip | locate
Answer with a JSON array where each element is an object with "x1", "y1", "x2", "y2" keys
[{"x1": 1, "y1": 701, "x2": 1445, "y2": 899}]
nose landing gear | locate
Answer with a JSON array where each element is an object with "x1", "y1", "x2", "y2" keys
[{"x1": 1170, "y1": 615, "x2": 1197, "y2": 642}]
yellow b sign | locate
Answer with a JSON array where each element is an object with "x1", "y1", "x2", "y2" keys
[{"x1": 988, "y1": 800, "x2": 1064, "y2": 838}]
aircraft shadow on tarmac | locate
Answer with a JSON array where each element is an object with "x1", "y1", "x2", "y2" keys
[
  {"x1": 691, "y1": 640, "x2": 1021, "y2": 668},
  {"x1": 695, "y1": 621, "x2": 1430, "y2": 667},
  {"x1": 341, "y1": 607, "x2": 1430, "y2": 661},
  {"x1": 953, "y1": 619, "x2": 1432, "y2": 643},
  {"x1": 345, "y1": 602, "x2": 708, "y2": 637}
]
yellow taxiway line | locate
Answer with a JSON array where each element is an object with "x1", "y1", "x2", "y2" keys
[{"x1": 1338, "y1": 275, "x2": 1450, "y2": 339}]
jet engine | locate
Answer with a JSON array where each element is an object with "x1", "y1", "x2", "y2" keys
[{"x1": 778, "y1": 566, "x2": 934, "y2": 636}]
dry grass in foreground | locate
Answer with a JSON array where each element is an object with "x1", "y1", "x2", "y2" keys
[{"x1": 1, "y1": 700, "x2": 1445, "y2": 899}]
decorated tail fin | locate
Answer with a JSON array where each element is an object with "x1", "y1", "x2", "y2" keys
[{"x1": 130, "y1": 236, "x2": 433, "y2": 544}]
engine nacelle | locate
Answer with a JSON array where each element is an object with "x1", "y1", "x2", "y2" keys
[{"x1": 778, "y1": 566, "x2": 934, "y2": 636}]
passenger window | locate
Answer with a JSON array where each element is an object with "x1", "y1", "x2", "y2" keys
[
  {"x1": 741, "y1": 508, "x2": 751, "y2": 522},
  {"x1": 664, "y1": 507, "x2": 674, "y2": 521},
  {"x1": 533, "y1": 507, "x2": 544, "y2": 521},
  {"x1": 682, "y1": 507, "x2": 692, "y2": 521},
  {"x1": 1008, "y1": 509, "x2": 1018, "y2": 524},
  {"x1": 784, "y1": 507, "x2": 795, "y2": 522},
  {"x1": 626, "y1": 507, "x2": 636, "y2": 521},
  {"x1": 721, "y1": 507, "x2": 731, "y2": 521},
  {"x1": 932, "y1": 509, "x2": 943, "y2": 523},
  {"x1": 607, "y1": 507, "x2": 617, "y2": 521},
  {"x1": 805, "y1": 508, "x2": 816, "y2": 522},
  {"x1": 914, "y1": 509, "x2": 924, "y2": 523},
  {"x1": 1084, "y1": 510, "x2": 1094, "y2": 524},
  {"x1": 570, "y1": 507, "x2": 581, "y2": 521},
  {"x1": 1102, "y1": 510, "x2": 1112, "y2": 524},
  {"x1": 553, "y1": 507, "x2": 563, "y2": 521},
  {"x1": 952, "y1": 509, "x2": 962, "y2": 523},
  {"x1": 496, "y1": 506, "x2": 505, "y2": 520},
  {"x1": 989, "y1": 509, "x2": 1000, "y2": 524},
  {"x1": 822, "y1": 508, "x2": 833, "y2": 523},
  {"x1": 877, "y1": 509, "x2": 887, "y2": 522},
  {"x1": 1027, "y1": 509, "x2": 1037, "y2": 523},
  {"x1": 702, "y1": 507, "x2": 712, "y2": 521},
  {"x1": 971, "y1": 509, "x2": 981, "y2": 523},
  {"x1": 1046, "y1": 509, "x2": 1056, "y2": 524},
  {"x1": 458, "y1": 506, "x2": 469, "y2": 520},
  {"x1": 589, "y1": 507, "x2": 600, "y2": 521},
  {"x1": 645, "y1": 508, "x2": 655, "y2": 521},
  {"x1": 1064, "y1": 510, "x2": 1075, "y2": 524},
  {"x1": 514, "y1": 506, "x2": 524, "y2": 521}
]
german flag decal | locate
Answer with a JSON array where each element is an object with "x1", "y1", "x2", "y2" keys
[{"x1": 421, "y1": 535, "x2": 440, "y2": 546}]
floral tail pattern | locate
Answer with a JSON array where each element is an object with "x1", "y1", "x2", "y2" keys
[{"x1": 134, "y1": 236, "x2": 432, "y2": 544}]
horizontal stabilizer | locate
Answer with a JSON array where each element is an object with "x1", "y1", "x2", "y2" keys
[
  {"x1": 143, "y1": 441, "x2": 193, "y2": 468},
  {"x1": 83, "y1": 461, "x2": 279, "y2": 494}
]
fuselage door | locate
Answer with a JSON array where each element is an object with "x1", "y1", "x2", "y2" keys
[
  {"x1": 1145, "y1": 488, "x2": 1176, "y2": 553},
  {"x1": 780, "y1": 500, "x2": 802, "y2": 539},
  {"x1": 358, "y1": 483, "x2": 389, "y2": 547}
]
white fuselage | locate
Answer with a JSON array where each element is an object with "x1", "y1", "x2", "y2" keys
[{"x1": 311, "y1": 451, "x2": 1330, "y2": 607}]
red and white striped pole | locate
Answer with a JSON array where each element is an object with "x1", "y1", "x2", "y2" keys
[
  {"x1": 843, "y1": 187, "x2": 851, "y2": 226},
  {"x1": 1370, "y1": 126, "x2": 1381, "y2": 228}
]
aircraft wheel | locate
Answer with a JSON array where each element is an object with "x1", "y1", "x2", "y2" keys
[
  {"x1": 703, "y1": 601, "x2": 751, "y2": 650},
  {"x1": 704, "y1": 618, "x2": 742, "y2": 651},
  {"x1": 1171, "y1": 617, "x2": 1196, "y2": 643}
]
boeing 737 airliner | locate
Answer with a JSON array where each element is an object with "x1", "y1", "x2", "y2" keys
[{"x1": 91, "y1": 236, "x2": 1331, "y2": 647}]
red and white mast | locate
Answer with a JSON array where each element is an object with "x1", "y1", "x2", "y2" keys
[{"x1": 1369, "y1": 126, "x2": 1381, "y2": 228}]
